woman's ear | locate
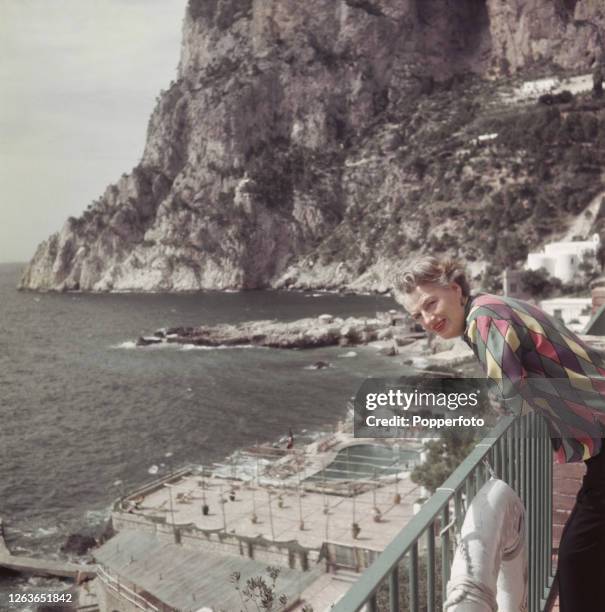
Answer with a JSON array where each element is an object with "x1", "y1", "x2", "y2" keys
[{"x1": 451, "y1": 282, "x2": 462, "y2": 299}]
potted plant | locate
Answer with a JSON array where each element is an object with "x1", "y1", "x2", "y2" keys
[{"x1": 351, "y1": 522, "x2": 361, "y2": 539}]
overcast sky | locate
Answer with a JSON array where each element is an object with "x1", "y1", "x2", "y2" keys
[{"x1": 0, "y1": 0, "x2": 186, "y2": 262}]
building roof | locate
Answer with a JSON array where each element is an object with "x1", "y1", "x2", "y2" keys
[{"x1": 94, "y1": 530, "x2": 321, "y2": 612}]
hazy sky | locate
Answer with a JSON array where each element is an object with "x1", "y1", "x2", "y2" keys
[{"x1": 0, "y1": 0, "x2": 186, "y2": 262}]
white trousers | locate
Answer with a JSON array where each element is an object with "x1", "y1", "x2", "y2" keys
[{"x1": 444, "y1": 478, "x2": 527, "y2": 612}]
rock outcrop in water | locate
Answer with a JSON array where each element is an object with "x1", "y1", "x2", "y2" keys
[
  {"x1": 136, "y1": 313, "x2": 419, "y2": 349},
  {"x1": 20, "y1": 0, "x2": 605, "y2": 292}
]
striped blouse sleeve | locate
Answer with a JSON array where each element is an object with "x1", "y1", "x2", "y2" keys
[
  {"x1": 464, "y1": 294, "x2": 605, "y2": 463},
  {"x1": 465, "y1": 312, "x2": 532, "y2": 416}
]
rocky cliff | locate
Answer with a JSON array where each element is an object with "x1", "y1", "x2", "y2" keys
[{"x1": 20, "y1": 0, "x2": 605, "y2": 292}]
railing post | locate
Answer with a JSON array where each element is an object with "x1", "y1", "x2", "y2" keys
[
  {"x1": 547, "y1": 425, "x2": 553, "y2": 581},
  {"x1": 454, "y1": 490, "x2": 463, "y2": 535},
  {"x1": 441, "y1": 503, "x2": 450, "y2": 605},
  {"x1": 389, "y1": 564, "x2": 399, "y2": 612},
  {"x1": 530, "y1": 413, "x2": 538, "y2": 612},
  {"x1": 514, "y1": 417, "x2": 521, "y2": 493},
  {"x1": 507, "y1": 427, "x2": 514, "y2": 485},
  {"x1": 368, "y1": 592, "x2": 378, "y2": 612},
  {"x1": 539, "y1": 421, "x2": 545, "y2": 604},
  {"x1": 427, "y1": 526, "x2": 435, "y2": 612},
  {"x1": 409, "y1": 543, "x2": 419, "y2": 612},
  {"x1": 541, "y1": 416, "x2": 554, "y2": 604},
  {"x1": 465, "y1": 469, "x2": 474, "y2": 507},
  {"x1": 521, "y1": 416, "x2": 527, "y2": 508}
]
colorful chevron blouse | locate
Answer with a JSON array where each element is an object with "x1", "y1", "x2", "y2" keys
[{"x1": 464, "y1": 293, "x2": 605, "y2": 464}]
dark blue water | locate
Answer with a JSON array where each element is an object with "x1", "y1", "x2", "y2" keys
[{"x1": 0, "y1": 263, "x2": 403, "y2": 568}]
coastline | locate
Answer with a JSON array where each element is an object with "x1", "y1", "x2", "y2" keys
[
  {"x1": 79, "y1": 329, "x2": 483, "y2": 610},
  {"x1": 1, "y1": 262, "x2": 480, "y2": 609}
]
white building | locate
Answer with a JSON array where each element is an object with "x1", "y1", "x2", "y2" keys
[
  {"x1": 539, "y1": 297, "x2": 592, "y2": 333},
  {"x1": 526, "y1": 234, "x2": 600, "y2": 284}
]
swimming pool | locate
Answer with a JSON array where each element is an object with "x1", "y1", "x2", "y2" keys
[{"x1": 305, "y1": 443, "x2": 421, "y2": 483}]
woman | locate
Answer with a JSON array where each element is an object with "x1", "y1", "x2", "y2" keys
[{"x1": 393, "y1": 255, "x2": 605, "y2": 611}]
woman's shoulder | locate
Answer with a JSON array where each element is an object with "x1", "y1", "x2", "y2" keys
[
  {"x1": 470, "y1": 293, "x2": 542, "y2": 315},
  {"x1": 469, "y1": 293, "x2": 522, "y2": 316},
  {"x1": 470, "y1": 293, "x2": 507, "y2": 308},
  {"x1": 467, "y1": 293, "x2": 552, "y2": 330}
]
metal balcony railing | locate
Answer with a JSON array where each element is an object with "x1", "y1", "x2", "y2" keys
[
  {"x1": 332, "y1": 413, "x2": 554, "y2": 612},
  {"x1": 97, "y1": 565, "x2": 161, "y2": 612}
]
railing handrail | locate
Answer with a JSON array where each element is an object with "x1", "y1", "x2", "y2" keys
[
  {"x1": 97, "y1": 565, "x2": 160, "y2": 612},
  {"x1": 112, "y1": 466, "x2": 193, "y2": 511},
  {"x1": 332, "y1": 414, "x2": 517, "y2": 611}
]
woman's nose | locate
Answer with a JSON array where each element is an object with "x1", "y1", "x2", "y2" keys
[{"x1": 422, "y1": 312, "x2": 434, "y2": 328}]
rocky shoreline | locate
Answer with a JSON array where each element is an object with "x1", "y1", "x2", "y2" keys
[
  {"x1": 135, "y1": 311, "x2": 480, "y2": 375},
  {"x1": 136, "y1": 312, "x2": 422, "y2": 349}
]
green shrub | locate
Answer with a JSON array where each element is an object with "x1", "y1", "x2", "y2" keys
[{"x1": 520, "y1": 268, "x2": 562, "y2": 298}]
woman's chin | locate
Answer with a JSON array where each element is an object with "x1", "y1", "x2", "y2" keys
[{"x1": 436, "y1": 327, "x2": 457, "y2": 340}]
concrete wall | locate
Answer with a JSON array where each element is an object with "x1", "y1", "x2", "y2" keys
[
  {"x1": 326, "y1": 542, "x2": 381, "y2": 572},
  {"x1": 539, "y1": 298, "x2": 591, "y2": 323},
  {"x1": 113, "y1": 512, "x2": 318, "y2": 571}
]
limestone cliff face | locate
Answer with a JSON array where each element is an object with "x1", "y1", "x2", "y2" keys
[
  {"x1": 487, "y1": 0, "x2": 605, "y2": 73},
  {"x1": 20, "y1": 0, "x2": 605, "y2": 291}
]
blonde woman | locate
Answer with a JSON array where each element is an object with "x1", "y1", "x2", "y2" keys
[{"x1": 393, "y1": 255, "x2": 605, "y2": 611}]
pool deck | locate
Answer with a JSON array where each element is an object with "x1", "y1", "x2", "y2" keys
[
  {"x1": 119, "y1": 470, "x2": 421, "y2": 552},
  {"x1": 106, "y1": 433, "x2": 426, "y2": 610}
]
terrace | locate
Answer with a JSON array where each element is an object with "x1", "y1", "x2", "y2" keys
[
  {"x1": 98, "y1": 415, "x2": 578, "y2": 611},
  {"x1": 332, "y1": 413, "x2": 567, "y2": 612}
]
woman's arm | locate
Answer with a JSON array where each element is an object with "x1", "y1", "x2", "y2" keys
[{"x1": 466, "y1": 315, "x2": 531, "y2": 416}]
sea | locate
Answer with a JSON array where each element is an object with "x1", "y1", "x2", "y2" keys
[{"x1": 0, "y1": 262, "x2": 407, "y2": 604}]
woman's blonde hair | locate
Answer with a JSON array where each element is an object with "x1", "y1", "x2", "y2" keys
[{"x1": 393, "y1": 256, "x2": 470, "y2": 297}]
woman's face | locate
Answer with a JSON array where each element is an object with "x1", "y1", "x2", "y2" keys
[{"x1": 398, "y1": 282, "x2": 466, "y2": 339}]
